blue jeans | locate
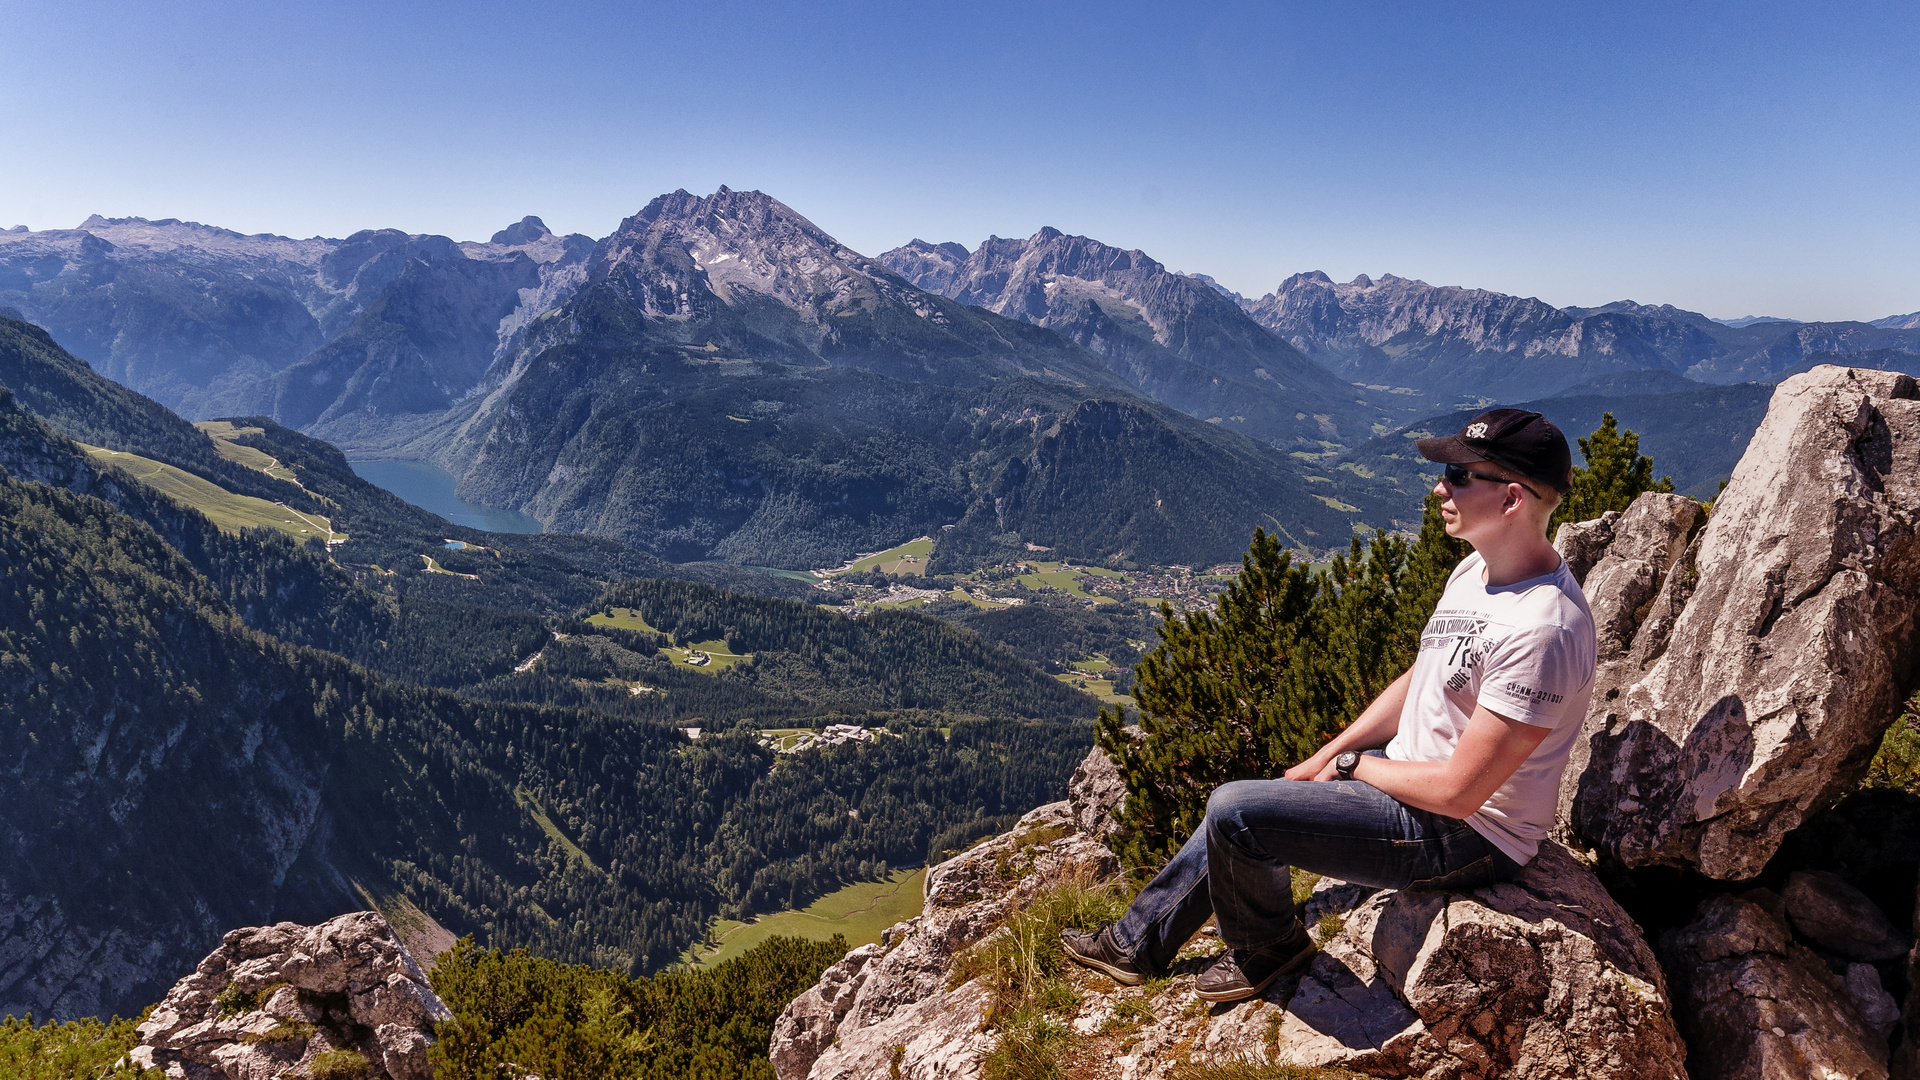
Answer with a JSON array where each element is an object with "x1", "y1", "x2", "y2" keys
[{"x1": 1109, "y1": 775, "x2": 1522, "y2": 974}]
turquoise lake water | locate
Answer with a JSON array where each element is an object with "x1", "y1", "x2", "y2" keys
[{"x1": 348, "y1": 459, "x2": 544, "y2": 534}]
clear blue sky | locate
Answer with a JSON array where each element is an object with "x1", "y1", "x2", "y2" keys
[{"x1": 3, "y1": 1, "x2": 1915, "y2": 321}]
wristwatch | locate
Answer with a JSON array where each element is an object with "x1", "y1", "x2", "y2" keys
[{"x1": 1335, "y1": 751, "x2": 1360, "y2": 781}]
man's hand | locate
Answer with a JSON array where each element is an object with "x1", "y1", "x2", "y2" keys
[{"x1": 1283, "y1": 752, "x2": 1340, "y2": 782}]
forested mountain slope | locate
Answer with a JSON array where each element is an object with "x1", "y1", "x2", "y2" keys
[
  {"x1": 0, "y1": 314, "x2": 318, "y2": 508},
  {"x1": 0, "y1": 395, "x2": 1096, "y2": 1020}
]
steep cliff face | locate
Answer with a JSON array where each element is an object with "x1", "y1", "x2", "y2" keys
[{"x1": 879, "y1": 229, "x2": 1382, "y2": 448}]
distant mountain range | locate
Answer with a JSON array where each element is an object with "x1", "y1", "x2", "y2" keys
[
  {"x1": 0, "y1": 214, "x2": 591, "y2": 430},
  {"x1": 3, "y1": 193, "x2": 1916, "y2": 562},
  {"x1": 1233, "y1": 272, "x2": 1920, "y2": 413}
]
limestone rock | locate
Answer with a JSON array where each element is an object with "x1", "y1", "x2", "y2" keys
[
  {"x1": 770, "y1": 799, "x2": 1118, "y2": 1080},
  {"x1": 1552, "y1": 492, "x2": 1702, "y2": 825},
  {"x1": 1259, "y1": 842, "x2": 1685, "y2": 1079},
  {"x1": 1554, "y1": 509, "x2": 1620, "y2": 586},
  {"x1": 1570, "y1": 367, "x2": 1920, "y2": 879},
  {"x1": 1844, "y1": 963, "x2": 1901, "y2": 1040},
  {"x1": 1066, "y1": 743, "x2": 1128, "y2": 845},
  {"x1": 130, "y1": 911, "x2": 449, "y2": 1080},
  {"x1": 1893, "y1": 874, "x2": 1920, "y2": 1080},
  {"x1": 1660, "y1": 893, "x2": 1888, "y2": 1080},
  {"x1": 1782, "y1": 869, "x2": 1912, "y2": 961}
]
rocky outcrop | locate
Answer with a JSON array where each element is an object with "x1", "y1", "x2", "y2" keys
[
  {"x1": 1251, "y1": 844, "x2": 1685, "y2": 1080},
  {"x1": 129, "y1": 911, "x2": 449, "y2": 1080},
  {"x1": 770, "y1": 798, "x2": 1120, "y2": 1080},
  {"x1": 1551, "y1": 492, "x2": 1702, "y2": 824},
  {"x1": 773, "y1": 747, "x2": 1685, "y2": 1080},
  {"x1": 1660, "y1": 893, "x2": 1890, "y2": 1080},
  {"x1": 1568, "y1": 366, "x2": 1920, "y2": 879}
]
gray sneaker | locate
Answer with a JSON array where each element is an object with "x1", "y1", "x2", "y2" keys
[
  {"x1": 1193, "y1": 923, "x2": 1315, "y2": 1002},
  {"x1": 1060, "y1": 925, "x2": 1148, "y2": 986}
]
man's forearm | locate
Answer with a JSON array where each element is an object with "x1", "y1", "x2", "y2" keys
[{"x1": 1289, "y1": 668, "x2": 1411, "y2": 777}]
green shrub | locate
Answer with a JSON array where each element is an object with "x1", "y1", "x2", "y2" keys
[
  {"x1": 429, "y1": 933, "x2": 845, "y2": 1080},
  {"x1": 1170, "y1": 1061, "x2": 1363, "y2": 1079},
  {"x1": 308, "y1": 1048, "x2": 370, "y2": 1080},
  {"x1": 1864, "y1": 702, "x2": 1920, "y2": 792},
  {"x1": 0, "y1": 1012, "x2": 161, "y2": 1079}
]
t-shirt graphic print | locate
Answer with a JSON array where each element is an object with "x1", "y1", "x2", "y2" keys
[{"x1": 1385, "y1": 551, "x2": 1597, "y2": 863}]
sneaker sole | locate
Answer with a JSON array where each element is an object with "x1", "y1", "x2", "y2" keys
[
  {"x1": 1192, "y1": 944, "x2": 1317, "y2": 1003},
  {"x1": 1061, "y1": 941, "x2": 1147, "y2": 987}
]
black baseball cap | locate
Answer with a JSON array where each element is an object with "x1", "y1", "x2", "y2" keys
[{"x1": 1415, "y1": 408, "x2": 1573, "y2": 495}]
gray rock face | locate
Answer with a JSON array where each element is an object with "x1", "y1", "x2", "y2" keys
[
  {"x1": 1568, "y1": 367, "x2": 1920, "y2": 878},
  {"x1": 1783, "y1": 870, "x2": 1913, "y2": 962},
  {"x1": 1660, "y1": 894, "x2": 1889, "y2": 1080},
  {"x1": 1065, "y1": 741, "x2": 1127, "y2": 845},
  {"x1": 130, "y1": 911, "x2": 450, "y2": 1080},
  {"x1": 1551, "y1": 492, "x2": 1703, "y2": 825}
]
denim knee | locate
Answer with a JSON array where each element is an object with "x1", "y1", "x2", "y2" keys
[{"x1": 1205, "y1": 779, "x2": 1265, "y2": 832}]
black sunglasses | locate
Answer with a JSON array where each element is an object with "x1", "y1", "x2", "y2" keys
[{"x1": 1444, "y1": 463, "x2": 1542, "y2": 500}]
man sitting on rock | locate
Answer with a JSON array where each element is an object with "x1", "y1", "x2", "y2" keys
[{"x1": 1064, "y1": 408, "x2": 1597, "y2": 1003}]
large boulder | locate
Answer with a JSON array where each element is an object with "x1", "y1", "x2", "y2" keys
[
  {"x1": 1551, "y1": 492, "x2": 1702, "y2": 825},
  {"x1": 1568, "y1": 367, "x2": 1920, "y2": 879},
  {"x1": 1660, "y1": 893, "x2": 1890, "y2": 1080},
  {"x1": 129, "y1": 911, "x2": 450, "y2": 1080},
  {"x1": 1236, "y1": 843, "x2": 1687, "y2": 1079}
]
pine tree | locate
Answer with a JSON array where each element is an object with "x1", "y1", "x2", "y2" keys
[
  {"x1": 1550, "y1": 412, "x2": 1674, "y2": 533},
  {"x1": 1094, "y1": 521, "x2": 1459, "y2": 868}
]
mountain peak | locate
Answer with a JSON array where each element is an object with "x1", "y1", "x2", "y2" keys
[{"x1": 490, "y1": 216, "x2": 552, "y2": 245}]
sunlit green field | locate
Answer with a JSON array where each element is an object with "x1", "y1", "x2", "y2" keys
[
  {"x1": 838, "y1": 536, "x2": 935, "y2": 577},
  {"x1": 1057, "y1": 653, "x2": 1134, "y2": 706},
  {"x1": 81, "y1": 444, "x2": 340, "y2": 543},
  {"x1": 588, "y1": 607, "x2": 664, "y2": 634},
  {"x1": 196, "y1": 420, "x2": 304, "y2": 485},
  {"x1": 1015, "y1": 561, "x2": 1121, "y2": 603},
  {"x1": 682, "y1": 868, "x2": 926, "y2": 968},
  {"x1": 586, "y1": 611, "x2": 750, "y2": 672}
]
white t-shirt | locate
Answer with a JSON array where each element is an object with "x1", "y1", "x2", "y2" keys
[{"x1": 1384, "y1": 550, "x2": 1595, "y2": 864}]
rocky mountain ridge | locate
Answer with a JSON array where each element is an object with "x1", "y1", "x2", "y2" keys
[
  {"x1": 1240, "y1": 271, "x2": 1920, "y2": 408},
  {"x1": 396, "y1": 188, "x2": 1359, "y2": 568},
  {"x1": 878, "y1": 230, "x2": 1384, "y2": 448}
]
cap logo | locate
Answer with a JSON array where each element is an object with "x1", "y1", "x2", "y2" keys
[{"x1": 1465, "y1": 422, "x2": 1489, "y2": 439}]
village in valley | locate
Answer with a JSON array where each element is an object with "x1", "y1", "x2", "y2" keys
[{"x1": 809, "y1": 535, "x2": 1240, "y2": 619}]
